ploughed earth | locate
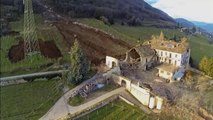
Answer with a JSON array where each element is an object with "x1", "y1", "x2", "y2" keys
[
  {"x1": 55, "y1": 20, "x2": 132, "y2": 64},
  {"x1": 9, "y1": 38, "x2": 62, "y2": 62}
]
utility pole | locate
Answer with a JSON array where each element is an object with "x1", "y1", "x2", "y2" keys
[{"x1": 23, "y1": 0, "x2": 40, "y2": 58}]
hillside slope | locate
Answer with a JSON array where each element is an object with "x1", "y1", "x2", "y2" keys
[
  {"x1": 78, "y1": 19, "x2": 213, "y2": 66},
  {"x1": 192, "y1": 21, "x2": 213, "y2": 33},
  {"x1": 47, "y1": 0, "x2": 176, "y2": 27},
  {"x1": 54, "y1": 21, "x2": 132, "y2": 64},
  {"x1": 175, "y1": 18, "x2": 195, "y2": 28}
]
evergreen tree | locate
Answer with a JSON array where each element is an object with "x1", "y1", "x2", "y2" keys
[{"x1": 67, "y1": 40, "x2": 90, "y2": 84}]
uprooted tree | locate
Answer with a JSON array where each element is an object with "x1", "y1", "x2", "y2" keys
[
  {"x1": 67, "y1": 40, "x2": 90, "y2": 85},
  {"x1": 199, "y1": 56, "x2": 213, "y2": 77}
]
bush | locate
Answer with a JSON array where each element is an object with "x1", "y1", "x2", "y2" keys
[{"x1": 199, "y1": 57, "x2": 213, "y2": 77}]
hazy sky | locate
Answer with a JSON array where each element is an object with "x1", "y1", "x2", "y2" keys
[{"x1": 145, "y1": 0, "x2": 213, "y2": 23}]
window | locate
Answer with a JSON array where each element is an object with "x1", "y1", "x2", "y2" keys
[
  {"x1": 169, "y1": 53, "x2": 172, "y2": 58},
  {"x1": 175, "y1": 54, "x2": 178, "y2": 58},
  {"x1": 167, "y1": 72, "x2": 170, "y2": 75},
  {"x1": 169, "y1": 60, "x2": 171, "y2": 64},
  {"x1": 160, "y1": 70, "x2": 164, "y2": 73},
  {"x1": 161, "y1": 51, "x2": 163, "y2": 56},
  {"x1": 165, "y1": 52, "x2": 167, "y2": 55}
]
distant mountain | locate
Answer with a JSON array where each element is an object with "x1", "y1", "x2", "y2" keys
[
  {"x1": 175, "y1": 18, "x2": 195, "y2": 28},
  {"x1": 192, "y1": 21, "x2": 213, "y2": 33},
  {"x1": 48, "y1": 0, "x2": 176, "y2": 27}
]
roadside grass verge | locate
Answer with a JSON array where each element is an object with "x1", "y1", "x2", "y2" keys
[
  {"x1": 0, "y1": 80, "x2": 63, "y2": 120},
  {"x1": 68, "y1": 95, "x2": 85, "y2": 106}
]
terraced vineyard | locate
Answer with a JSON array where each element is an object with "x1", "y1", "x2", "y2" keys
[
  {"x1": 0, "y1": 80, "x2": 63, "y2": 120},
  {"x1": 77, "y1": 99, "x2": 152, "y2": 120}
]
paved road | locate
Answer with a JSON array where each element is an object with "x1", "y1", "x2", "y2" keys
[
  {"x1": 0, "y1": 70, "x2": 68, "y2": 81},
  {"x1": 40, "y1": 81, "x2": 125, "y2": 120}
]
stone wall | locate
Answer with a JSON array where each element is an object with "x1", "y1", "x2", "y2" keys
[
  {"x1": 111, "y1": 74, "x2": 164, "y2": 110},
  {"x1": 130, "y1": 83, "x2": 150, "y2": 106}
]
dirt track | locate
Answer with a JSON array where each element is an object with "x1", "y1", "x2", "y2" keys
[
  {"x1": 55, "y1": 21, "x2": 132, "y2": 64},
  {"x1": 9, "y1": 39, "x2": 62, "y2": 62}
]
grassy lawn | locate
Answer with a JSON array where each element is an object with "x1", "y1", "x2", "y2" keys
[
  {"x1": 79, "y1": 18, "x2": 213, "y2": 66},
  {"x1": 68, "y1": 95, "x2": 85, "y2": 106},
  {"x1": 0, "y1": 80, "x2": 63, "y2": 120},
  {"x1": 77, "y1": 99, "x2": 152, "y2": 120}
]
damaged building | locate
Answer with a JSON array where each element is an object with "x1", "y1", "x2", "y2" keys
[
  {"x1": 124, "y1": 44, "x2": 158, "y2": 70},
  {"x1": 123, "y1": 32, "x2": 190, "y2": 81}
]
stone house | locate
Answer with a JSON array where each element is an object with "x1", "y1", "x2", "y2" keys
[
  {"x1": 124, "y1": 44, "x2": 158, "y2": 70},
  {"x1": 144, "y1": 32, "x2": 190, "y2": 81}
]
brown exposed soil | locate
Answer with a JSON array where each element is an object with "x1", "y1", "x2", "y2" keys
[
  {"x1": 8, "y1": 39, "x2": 62, "y2": 63},
  {"x1": 55, "y1": 21, "x2": 132, "y2": 65}
]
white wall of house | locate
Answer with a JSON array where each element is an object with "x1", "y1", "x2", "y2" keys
[
  {"x1": 130, "y1": 84, "x2": 150, "y2": 106},
  {"x1": 155, "y1": 49, "x2": 190, "y2": 67},
  {"x1": 106, "y1": 56, "x2": 120, "y2": 68}
]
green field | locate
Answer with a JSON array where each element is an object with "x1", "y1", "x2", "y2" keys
[
  {"x1": 79, "y1": 18, "x2": 185, "y2": 45},
  {"x1": 188, "y1": 35, "x2": 213, "y2": 66},
  {"x1": 77, "y1": 99, "x2": 152, "y2": 120},
  {"x1": 0, "y1": 14, "x2": 67, "y2": 76},
  {"x1": 79, "y1": 19, "x2": 213, "y2": 66},
  {"x1": 0, "y1": 35, "x2": 54, "y2": 76},
  {"x1": 10, "y1": 14, "x2": 44, "y2": 32},
  {"x1": 0, "y1": 80, "x2": 63, "y2": 120}
]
